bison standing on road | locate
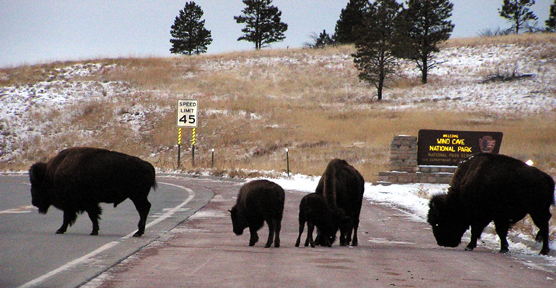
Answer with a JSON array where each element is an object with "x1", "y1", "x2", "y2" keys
[
  {"x1": 29, "y1": 147, "x2": 157, "y2": 237},
  {"x1": 230, "y1": 180, "x2": 285, "y2": 248},
  {"x1": 295, "y1": 193, "x2": 337, "y2": 247},
  {"x1": 427, "y1": 153, "x2": 555, "y2": 255},
  {"x1": 316, "y1": 159, "x2": 365, "y2": 246}
]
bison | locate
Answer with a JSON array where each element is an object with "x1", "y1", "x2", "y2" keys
[
  {"x1": 295, "y1": 193, "x2": 337, "y2": 247},
  {"x1": 315, "y1": 159, "x2": 365, "y2": 246},
  {"x1": 230, "y1": 179, "x2": 285, "y2": 248},
  {"x1": 427, "y1": 153, "x2": 555, "y2": 255},
  {"x1": 29, "y1": 147, "x2": 156, "y2": 237}
]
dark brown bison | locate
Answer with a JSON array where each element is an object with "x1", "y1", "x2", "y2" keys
[
  {"x1": 428, "y1": 153, "x2": 555, "y2": 255},
  {"x1": 230, "y1": 179, "x2": 285, "y2": 248},
  {"x1": 316, "y1": 159, "x2": 365, "y2": 246},
  {"x1": 295, "y1": 193, "x2": 337, "y2": 247},
  {"x1": 29, "y1": 147, "x2": 156, "y2": 237}
]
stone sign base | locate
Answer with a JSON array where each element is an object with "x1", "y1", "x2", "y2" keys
[{"x1": 377, "y1": 135, "x2": 455, "y2": 184}]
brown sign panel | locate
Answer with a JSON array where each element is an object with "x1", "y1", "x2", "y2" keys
[{"x1": 417, "y1": 129, "x2": 503, "y2": 166}]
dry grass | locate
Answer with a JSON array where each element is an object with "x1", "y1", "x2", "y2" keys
[{"x1": 2, "y1": 34, "x2": 556, "y2": 183}]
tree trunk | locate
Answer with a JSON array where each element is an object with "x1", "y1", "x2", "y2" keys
[
  {"x1": 421, "y1": 56, "x2": 428, "y2": 84},
  {"x1": 377, "y1": 74, "x2": 384, "y2": 101}
]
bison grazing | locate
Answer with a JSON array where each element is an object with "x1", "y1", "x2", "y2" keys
[
  {"x1": 427, "y1": 153, "x2": 555, "y2": 255},
  {"x1": 230, "y1": 179, "x2": 285, "y2": 248},
  {"x1": 295, "y1": 193, "x2": 337, "y2": 247},
  {"x1": 316, "y1": 159, "x2": 365, "y2": 246},
  {"x1": 29, "y1": 147, "x2": 156, "y2": 237}
]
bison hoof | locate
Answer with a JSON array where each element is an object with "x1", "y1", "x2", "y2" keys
[
  {"x1": 133, "y1": 232, "x2": 143, "y2": 237},
  {"x1": 90, "y1": 231, "x2": 99, "y2": 236},
  {"x1": 499, "y1": 248, "x2": 509, "y2": 254},
  {"x1": 539, "y1": 248, "x2": 550, "y2": 256},
  {"x1": 55, "y1": 229, "x2": 65, "y2": 234}
]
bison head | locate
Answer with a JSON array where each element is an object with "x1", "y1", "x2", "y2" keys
[
  {"x1": 29, "y1": 162, "x2": 51, "y2": 214},
  {"x1": 427, "y1": 194, "x2": 468, "y2": 248},
  {"x1": 230, "y1": 206, "x2": 247, "y2": 236}
]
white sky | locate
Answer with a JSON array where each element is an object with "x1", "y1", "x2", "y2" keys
[{"x1": 0, "y1": 0, "x2": 553, "y2": 68}]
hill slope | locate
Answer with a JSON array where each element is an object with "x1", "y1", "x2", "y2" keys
[{"x1": 1, "y1": 34, "x2": 555, "y2": 180}]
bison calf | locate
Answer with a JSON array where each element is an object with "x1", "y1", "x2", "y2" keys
[
  {"x1": 230, "y1": 180, "x2": 285, "y2": 248},
  {"x1": 29, "y1": 147, "x2": 156, "y2": 237},
  {"x1": 427, "y1": 153, "x2": 555, "y2": 255},
  {"x1": 295, "y1": 193, "x2": 337, "y2": 247}
]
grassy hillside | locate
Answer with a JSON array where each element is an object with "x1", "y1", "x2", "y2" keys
[{"x1": 1, "y1": 33, "x2": 556, "y2": 182}]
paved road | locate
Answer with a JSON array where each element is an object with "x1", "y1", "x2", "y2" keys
[
  {"x1": 83, "y1": 177, "x2": 556, "y2": 288},
  {"x1": 0, "y1": 174, "x2": 216, "y2": 288}
]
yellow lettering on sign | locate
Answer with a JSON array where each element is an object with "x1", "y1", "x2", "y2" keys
[
  {"x1": 437, "y1": 139, "x2": 450, "y2": 144},
  {"x1": 458, "y1": 146, "x2": 472, "y2": 153},
  {"x1": 429, "y1": 146, "x2": 456, "y2": 152}
]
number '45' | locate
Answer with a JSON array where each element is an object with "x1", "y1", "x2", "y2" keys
[{"x1": 179, "y1": 115, "x2": 196, "y2": 124}]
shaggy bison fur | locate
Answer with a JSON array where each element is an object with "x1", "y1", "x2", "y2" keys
[
  {"x1": 230, "y1": 179, "x2": 285, "y2": 248},
  {"x1": 427, "y1": 153, "x2": 555, "y2": 255},
  {"x1": 29, "y1": 147, "x2": 156, "y2": 237},
  {"x1": 295, "y1": 193, "x2": 337, "y2": 247},
  {"x1": 315, "y1": 159, "x2": 365, "y2": 246}
]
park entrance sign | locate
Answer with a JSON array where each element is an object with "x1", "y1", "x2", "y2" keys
[{"x1": 417, "y1": 129, "x2": 503, "y2": 166}]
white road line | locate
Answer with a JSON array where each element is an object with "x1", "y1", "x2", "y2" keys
[
  {"x1": 0, "y1": 205, "x2": 35, "y2": 214},
  {"x1": 18, "y1": 181, "x2": 195, "y2": 288}
]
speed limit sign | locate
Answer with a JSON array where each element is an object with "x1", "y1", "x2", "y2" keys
[{"x1": 177, "y1": 99, "x2": 198, "y2": 127}]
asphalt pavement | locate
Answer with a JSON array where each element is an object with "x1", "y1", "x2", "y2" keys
[{"x1": 80, "y1": 177, "x2": 556, "y2": 288}]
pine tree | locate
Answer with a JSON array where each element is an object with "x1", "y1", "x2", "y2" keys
[
  {"x1": 546, "y1": 0, "x2": 556, "y2": 32},
  {"x1": 315, "y1": 30, "x2": 334, "y2": 48},
  {"x1": 352, "y1": 0, "x2": 403, "y2": 101},
  {"x1": 170, "y1": 2, "x2": 213, "y2": 55},
  {"x1": 498, "y1": 0, "x2": 538, "y2": 34},
  {"x1": 396, "y1": 0, "x2": 454, "y2": 84},
  {"x1": 234, "y1": 0, "x2": 288, "y2": 50},
  {"x1": 334, "y1": 0, "x2": 367, "y2": 45}
]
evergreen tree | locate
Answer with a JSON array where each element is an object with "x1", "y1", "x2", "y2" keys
[
  {"x1": 304, "y1": 30, "x2": 333, "y2": 49},
  {"x1": 234, "y1": 0, "x2": 288, "y2": 50},
  {"x1": 334, "y1": 0, "x2": 367, "y2": 44},
  {"x1": 170, "y1": 2, "x2": 213, "y2": 55},
  {"x1": 546, "y1": 0, "x2": 556, "y2": 32},
  {"x1": 352, "y1": 0, "x2": 403, "y2": 101},
  {"x1": 396, "y1": 0, "x2": 454, "y2": 84},
  {"x1": 498, "y1": 0, "x2": 538, "y2": 34},
  {"x1": 315, "y1": 30, "x2": 334, "y2": 48}
]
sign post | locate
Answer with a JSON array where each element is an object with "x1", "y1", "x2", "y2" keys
[{"x1": 177, "y1": 99, "x2": 198, "y2": 168}]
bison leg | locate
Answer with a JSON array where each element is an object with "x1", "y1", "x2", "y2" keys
[
  {"x1": 465, "y1": 222, "x2": 487, "y2": 251},
  {"x1": 306, "y1": 222, "x2": 316, "y2": 247},
  {"x1": 493, "y1": 220, "x2": 510, "y2": 253},
  {"x1": 132, "y1": 198, "x2": 151, "y2": 237},
  {"x1": 86, "y1": 205, "x2": 102, "y2": 235},
  {"x1": 248, "y1": 226, "x2": 259, "y2": 246},
  {"x1": 531, "y1": 211, "x2": 552, "y2": 255},
  {"x1": 56, "y1": 210, "x2": 78, "y2": 234},
  {"x1": 273, "y1": 219, "x2": 281, "y2": 248},
  {"x1": 351, "y1": 218, "x2": 360, "y2": 246},
  {"x1": 264, "y1": 219, "x2": 276, "y2": 248},
  {"x1": 295, "y1": 218, "x2": 306, "y2": 247}
]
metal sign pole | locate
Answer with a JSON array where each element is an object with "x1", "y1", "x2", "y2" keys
[
  {"x1": 191, "y1": 128, "x2": 196, "y2": 167},
  {"x1": 177, "y1": 127, "x2": 182, "y2": 168}
]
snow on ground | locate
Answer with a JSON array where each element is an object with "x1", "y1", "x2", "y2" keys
[{"x1": 2, "y1": 42, "x2": 556, "y2": 163}]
